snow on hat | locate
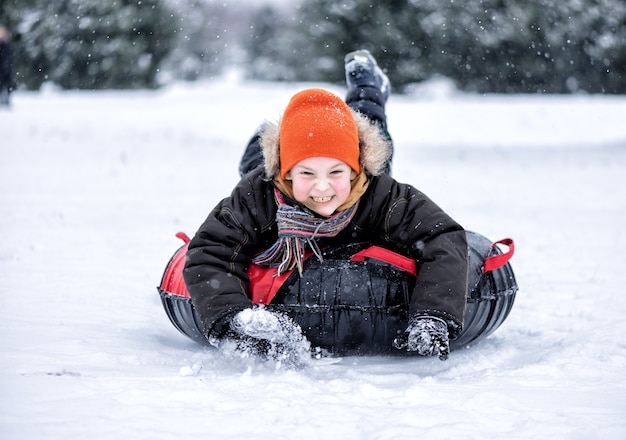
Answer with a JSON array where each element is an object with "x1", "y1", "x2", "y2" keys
[{"x1": 279, "y1": 88, "x2": 360, "y2": 179}]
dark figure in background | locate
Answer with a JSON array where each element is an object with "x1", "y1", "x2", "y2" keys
[{"x1": 0, "y1": 25, "x2": 15, "y2": 107}]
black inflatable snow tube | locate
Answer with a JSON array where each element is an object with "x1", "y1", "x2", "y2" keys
[
  {"x1": 158, "y1": 231, "x2": 518, "y2": 355},
  {"x1": 453, "y1": 231, "x2": 517, "y2": 350}
]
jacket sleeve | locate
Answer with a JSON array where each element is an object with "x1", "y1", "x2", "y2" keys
[
  {"x1": 357, "y1": 176, "x2": 469, "y2": 338},
  {"x1": 183, "y1": 169, "x2": 276, "y2": 338}
]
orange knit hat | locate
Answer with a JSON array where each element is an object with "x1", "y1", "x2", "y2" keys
[{"x1": 279, "y1": 88, "x2": 360, "y2": 179}]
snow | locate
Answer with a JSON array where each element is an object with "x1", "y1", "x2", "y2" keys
[{"x1": 1, "y1": 78, "x2": 626, "y2": 439}]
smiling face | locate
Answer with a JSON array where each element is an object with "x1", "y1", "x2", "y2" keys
[{"x1": 286, "y1": 157, "x2": 356, "y2": 217}]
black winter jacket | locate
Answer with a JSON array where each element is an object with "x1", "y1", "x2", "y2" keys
[{"x1": 184, "y1": 166, "x2": 469, "y2": 340}]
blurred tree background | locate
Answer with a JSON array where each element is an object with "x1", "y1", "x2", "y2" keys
[
  {"x1": 0, "y1": 0, "x2": 175, "y2": 89},
  {"x1": 1, "y1": 0, "x2": 624, "y2": 93}
]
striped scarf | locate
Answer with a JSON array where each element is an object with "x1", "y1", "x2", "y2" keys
[{"x1": 252, "y1": 189, "x2": 358, "y2": 275}]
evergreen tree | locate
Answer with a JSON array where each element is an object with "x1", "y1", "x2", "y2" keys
[
  {"x1": 279, "y1": 0, "x2": 409, "y2": 84},
  {"x1": 243, "y1": 5, "x2": 292, "y2": 81},
  {"x1": 162, "y1": 0, "x2": 242, "y2": 81},
  {"x1": 2, "y1": 0, "x2": 175, "y2": 90},
  {"x1": 423, "y1": 0, "x2": 626, "y2": 93},
  {"x1": 5, "y1": 0, "x2": 625, "y2": 92},
  {"x1": 243, "y1": 0, "x2": 625, "y2": 94}
]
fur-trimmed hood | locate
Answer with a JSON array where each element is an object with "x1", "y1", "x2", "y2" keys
[{"x1": 259, "y1": 110, "x2": 392, "y2": 179}]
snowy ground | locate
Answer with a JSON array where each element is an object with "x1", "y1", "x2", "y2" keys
[{"x1": 1, "y1": 78, "x2": 626, "y2": 439}]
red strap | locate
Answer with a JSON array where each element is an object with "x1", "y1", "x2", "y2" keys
[
  {"x1": 247, "y1": 264, "x2": 294, "y2": 304},
  {"x1": 176, "y1": 231, "x2": 191, "y2": 244},
  {"x1": 483, "y1": 238, "x2": 515, "y2": 273},
  {"x1": 350, "y1": 246, "x2": 417, "y2": 276},
  {"x1": 248, "y1": 250, "x2": 313, "y2": 304}
]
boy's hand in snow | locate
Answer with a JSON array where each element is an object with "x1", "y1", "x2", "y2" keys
[
  {"x1": 230, "y1": 307, "x2": 294, "y2": 343},
  {"x1": 393, "y1": 316, "x2": 450, "y2": 361},
  {"x1": 212, "y1": 307, "x2": 311, "y2": 368}
]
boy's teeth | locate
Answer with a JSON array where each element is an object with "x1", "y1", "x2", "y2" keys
[{"x1": 313, "y1": 196, "x2": 332, "y2": 203}]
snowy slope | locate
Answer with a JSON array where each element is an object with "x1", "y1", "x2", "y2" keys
[{"x1": 1, "y1": 79, "x2": 626, "y2": 439}]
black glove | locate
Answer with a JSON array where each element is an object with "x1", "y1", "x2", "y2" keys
[
  {"x1": 393, "y1": 316, "x2": 450, "y2": 361},
  {"x1": 210, "y1": 307, "x2": 311, "y2": 368}
]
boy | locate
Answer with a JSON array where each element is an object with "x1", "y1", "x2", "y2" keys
[{"x1": 183, "y1": 51, "x2": 468, "y2": 364}]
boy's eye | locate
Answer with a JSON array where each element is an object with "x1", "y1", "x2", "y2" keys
[{"x1": 330, "y1": 169, "x2": 345, "y2": 175}]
